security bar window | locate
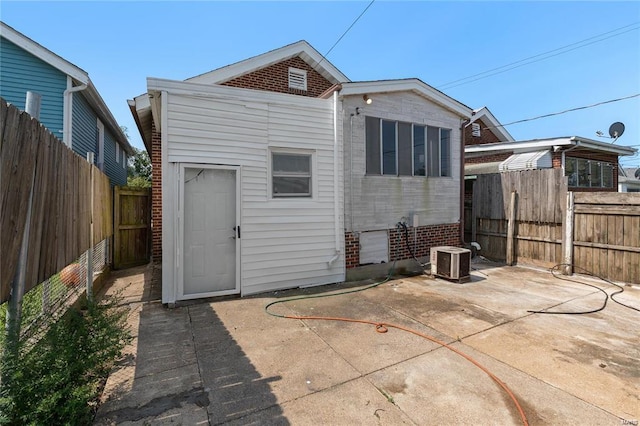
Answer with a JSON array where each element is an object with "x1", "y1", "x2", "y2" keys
[
  {"x1": 272, "y1": 152, "x2": 312, "y2": 197},
  {"x1": 366, "y1": 116, "x2": 451, "y2": 177}
]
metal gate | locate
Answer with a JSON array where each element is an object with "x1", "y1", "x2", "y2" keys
[{"x1": 113, "y1": 186, "x2": 151, "y2": 269}]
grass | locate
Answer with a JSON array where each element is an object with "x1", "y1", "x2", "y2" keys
[{"x1": 0, "y1": 293, "x2": 131, "y2": 425}]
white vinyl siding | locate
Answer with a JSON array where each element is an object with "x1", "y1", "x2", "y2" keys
[{"x1": 163, "y1": 84, "x2": 343, "y2": 298}]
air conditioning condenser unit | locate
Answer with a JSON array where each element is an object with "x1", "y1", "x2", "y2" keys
[{"x1": 430, "y1": 246, "x2": 471, "y2": 283}]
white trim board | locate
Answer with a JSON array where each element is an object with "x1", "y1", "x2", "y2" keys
[{"x1": 1, "y1": 21, "x2": 88, "y2": 84}]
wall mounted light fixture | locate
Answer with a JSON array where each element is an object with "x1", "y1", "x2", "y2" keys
[{"x1": 363, "y1": 95, "x2": 372, "y2": 105}]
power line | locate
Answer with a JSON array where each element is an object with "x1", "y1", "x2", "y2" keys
[
  {"x1": 317, "y1": 0, "x2": 376, "y2": 68},
  {"x1": 483, "y1": 94, "x2": 640, "y2": 130},
  {"x1": 438, "y1": 22, "x2": 640, "y2": 90}
]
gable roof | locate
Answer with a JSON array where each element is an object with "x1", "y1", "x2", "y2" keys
[
  {"x1": 340, "y1": 79, "x2": 473, "y2": 118},
  {"x1": 470, "y1": 106, "x2": 515, "y2": 142},
  {"x1": 0, "y1": 21, "x2": 133, "y2": 155},
  {"x1": 465, "y1": 136, "x2": 637, "y2": 157},
  {"x1": 186, "y1": 40, "x2": 350, "y2": 85}
]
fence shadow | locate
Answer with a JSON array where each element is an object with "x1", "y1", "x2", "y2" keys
[{"x1": 95, "y1": 264, "x2": 288, "y2": 425}]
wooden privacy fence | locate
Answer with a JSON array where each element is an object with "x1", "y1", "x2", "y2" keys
[
  {"x1": 0, "y1": 99, "x2": 112, "y2": 303},
  {"x1": 468, "y1": 168, "x2": 640, "y2": 284},
  {"x1": 569, "y1": 192, "x2": 640, "y2": 284},
  {"x1": 114, "y1": 186, "x2": 151, "y2": 269},
  {"x1": 470, "y1": 169, "x2": 567, "y2": 267}
]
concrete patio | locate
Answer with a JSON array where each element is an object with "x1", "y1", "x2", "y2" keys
[{"x1": 94, "y1": 259, "x2": 639, "y2": 425}]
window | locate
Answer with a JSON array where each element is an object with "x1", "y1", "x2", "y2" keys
[
  {"x1": 382, "y1": 120, "x2": 396, "y2": 175},
  {"x1": 272, "y1": 152, "x2": 312, "y2": 197},
  {"x1": 288, "y1": 67, "x2": 307, "y2": 91},
  {"x1": 116, "y1": 143, "x2": 120, "y2": 163},
  {"x1": 365, "y1": 117, "x2": 451, "y2": 177},
  {"x1": 413, "y1": 125, "x2": 426, "y2": 176},
  {"x1": 565, "y1": 157, "x2": 614, "y2": 188}
]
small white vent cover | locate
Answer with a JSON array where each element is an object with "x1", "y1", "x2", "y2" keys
[
  {"x1": 471, "y1": 123, "x2": 481, "y2": 137},
  {"x1": 288, "y1": 67, "x2": 307, "y2": 91}
]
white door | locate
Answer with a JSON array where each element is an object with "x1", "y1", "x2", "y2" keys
[{"x1": 182, "y1": 166, "x2": 239, "y2": 299}]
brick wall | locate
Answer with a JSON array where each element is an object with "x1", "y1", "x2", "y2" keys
[
  {"x1": 221, "y1": 56, "x2": 333, "y2": 98},
  {"x1": 151, "y1": 121, "x2": 162, "y2": 262},
  {"x1": 464, "y1": 118, "x2": 503, "y2": 146},
  {"x1": 345, "y1": 232, "x2": 360, "y2": 268},
  {"x1": 344, "y1": 223, "x2": 460, "y2": 269},
  {"x1": 465, "y1": 152, "x2": 513, "y2": 164}
]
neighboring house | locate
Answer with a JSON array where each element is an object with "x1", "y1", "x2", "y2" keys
[
  {"x1": 464, "y1": 106, "x2": 515, "y2": 146},
  {"x1": 0, "y1": 21, "x2": 133, "y2": 186},
  {"x1": 129, "y1": 40, "x2": 475, "y2": 304},
  {"x1": 465, "y1": 136, "x2": 637, "y2": 192},
  {"x1": 619, "y1": 167, "x2": 640, "y2": 192}
]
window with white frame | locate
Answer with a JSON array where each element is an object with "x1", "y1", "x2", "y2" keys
[
  {"x1": 565, "y1": 157, "x2": 614, "y2": 188},
  {"x1": 271, "y1": 151, "x2": 312, "y2": 197},
  {"x1": 365, "y1": 116, "x2": 451, "y2": 177}
]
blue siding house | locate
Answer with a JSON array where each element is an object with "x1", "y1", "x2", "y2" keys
[{"x1": 0, "y1": 21, "x2": 132, "y2": 186}]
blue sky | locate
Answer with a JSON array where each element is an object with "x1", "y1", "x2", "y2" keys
[{"x1": 2, "y1": 1, "x2": 639, "y2": 166}]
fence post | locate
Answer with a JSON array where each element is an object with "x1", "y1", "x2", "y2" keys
[
  {"x1": 506, "y1": 190, "x2": 518, "y2": 266},
  {"x1": 562, "y1": 192, "x2": 574, "y2": 275},
  {"x1": 86, "y1": 153, "x2": 95, "y2": 302},
  {"x1": 3, "y1": 94, "x2": 41, "y2": 369}
]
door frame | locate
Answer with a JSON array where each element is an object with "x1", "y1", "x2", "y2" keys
[{"x1": 178, "y1": 163, "x2": 241, "y2": 300}]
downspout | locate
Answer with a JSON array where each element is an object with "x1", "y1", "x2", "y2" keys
[
  {"x1": 560, "y1": 142, "x2": 580, "y2": 173},
  {"x1": 460, "y1": 118, "x2": 469, "y2": 245},
  {"x1": 328, "y1": 91, "x2": 342, "y2": 267},
  {"x1": 63, "y1": 78, "x2": 88, "y2": 148},
  {"x1": 349, "y1": 112, "x2": 355, "y2": 234}
]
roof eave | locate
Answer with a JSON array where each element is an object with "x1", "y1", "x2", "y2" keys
[
  {"x1": 128, "y1": 96, "x2": 152, "y2": 155},
  {"x1": 1, "y1": 21, "x2": 89, "y2": 84},
  {"x1": 84, "y1": 79, "x2": 134, "y2": 155},
  {"x1": 186, "y1": 40, "x2": 350, "y2": 85},
  {"x1": 340, "y1": 79, "x2": 472, "y2": 118},
  {"x1": 471, "y1": 106, "x2": 515, "y2": 142},
  {"x1": 465, "y1": 136, "x2": 637, "y2": 157}
]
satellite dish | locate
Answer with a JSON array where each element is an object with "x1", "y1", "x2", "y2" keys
[{"x1": 608, "y1": 122, "x2": 625, "y2": 139}]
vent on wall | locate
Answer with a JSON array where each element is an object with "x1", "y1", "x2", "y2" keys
[
  {"x1": 471, "y1": 123, "x2": 481, "y2": 137},
  {"x1": 288, "y1": 67, "x2": 307, "y2": 91}
]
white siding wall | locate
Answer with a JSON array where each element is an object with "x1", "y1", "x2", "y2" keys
[
  {"x1": 342, "y1": 92, "x2": 464, "y2": 232},
  {"x1": 162, "y1": 86, "x2": 344, "y2": 299}
]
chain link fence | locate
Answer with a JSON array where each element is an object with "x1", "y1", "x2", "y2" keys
[{"x1": 0, "y1": 238, "x2": 110, "y2": 350}]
